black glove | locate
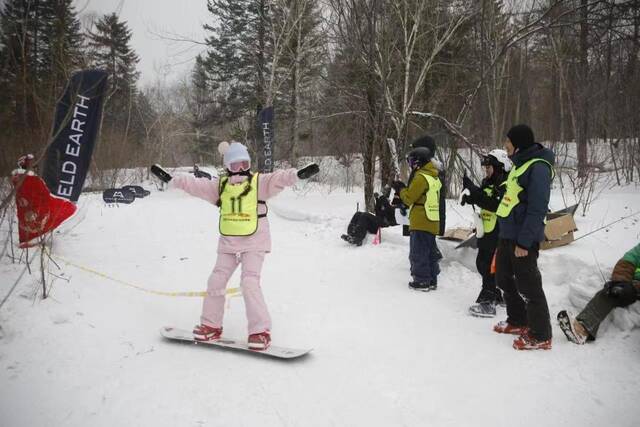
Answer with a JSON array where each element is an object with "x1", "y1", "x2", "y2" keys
[
  {"x1": 151, "y1": 164, "x2": 172, "y2": 183},
  {"x1": 462, "y1": 174, "x2": 480, "y2": 193},
  {"x1": 604, "y1": 281, "x2": 639, "y2": 307},
  {"x1": 297, "y1": 163, "x2": 319, "y2": 180},
  {"x1": 391, "y1": 181, "x2": 406, "y2": 193}
]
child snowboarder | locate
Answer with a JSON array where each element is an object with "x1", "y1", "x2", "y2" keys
[
  {"x1": 391, "y1": 135, "x2": 442, "y2": 291},
  {"x1": 460, "y1": 149, "x2": 511, "y2": 317},
  {"x1": 557, "y1": 242, "x2": 640, "y2": 344},
  {"x1": 151, "y1": 141, "x2": 319, "y2": 350},
  {"x1": 493, "y1": 124, "x2": 555, "y2": 350}
]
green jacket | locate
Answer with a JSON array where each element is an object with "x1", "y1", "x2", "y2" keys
[
  {"x1": 399, "y1": 162, "x2": 440, "y2": 235},
  {"x1": 613, "y1": 242, "x2": 640, "y2": 282}
]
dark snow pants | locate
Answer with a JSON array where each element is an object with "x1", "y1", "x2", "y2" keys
[
  {"x1": 475, "y1": 233, "x2": 502, "y2": 303},
  {"x1": 495, "y1": 239, "x2": 552, "y2": 341},
  {"x1": 576, "y1": 289, "x2": 620, "y2": 340},
  {"x1": 409, "y1": 230, "x2": 440, "y2": 284},
  {"x1": 347, "y1": 212, "x2": 380, "y2": 244}
]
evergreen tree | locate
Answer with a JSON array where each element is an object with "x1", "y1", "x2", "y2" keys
[
  {"x1": 39, "y1": 0, "x2": 83, "y2": 100},
  {"x1": 188, "y1": 54, "x2": 218, "y2": 161},
  {"x1": 203, "y1": 0, "x2": 271, "y2": 121},
  {"x1": 87, "y1": 13, "x2": 139, "y2": 97},
  {"x1": 0, "y1": 0, "x2": 82, "y2": 141},
  {"x1": 0, "y1": 0, "x2": 42, "y2": 130},
  {"x1": 86, "y1": 13, "x2": 140, "y2": 136}
]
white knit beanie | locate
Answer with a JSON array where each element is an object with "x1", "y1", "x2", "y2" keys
[{"x1": 218, "y1": 141, "x2": 251, "y2": 169}]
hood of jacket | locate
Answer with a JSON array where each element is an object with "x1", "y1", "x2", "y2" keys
[{"x1": 511, "y1": 143, "x2": 555, "y2": 169}]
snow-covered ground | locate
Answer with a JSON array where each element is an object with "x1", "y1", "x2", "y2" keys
[{"x1": 1, "y1": 173, "x2": 640, "y2": 427}]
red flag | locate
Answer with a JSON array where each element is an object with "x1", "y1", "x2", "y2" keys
[{"x1": 12, "y1": 171, "x2": 77, "y2": 248}]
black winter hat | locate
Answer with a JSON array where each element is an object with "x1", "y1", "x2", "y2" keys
[
  {"x1": 506, "y1": 124, "x2": 535, "y2": 150},
  {"x1": 410, "y1": 134, "x2": 436, "y2": 154}
]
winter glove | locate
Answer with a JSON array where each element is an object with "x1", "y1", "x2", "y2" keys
[
  {"x1": 297, "y1": 163, "x2": 320, "y2": 180},
  {"x1": 462, "y1": 174, "x2": 475, "y2": 190},
  {"x1": 151, "y1": 164, "x2": 172, "y2": 183},
  {"x1": 462, "y1": 174, "x2": 481, "y2": 194},
  {"x1": 459, "y1": 188, "x2": 471, "y2": 206},
  {"x1": 604, "y1": 281, "x2": 639, "y2": 307},
  {"x1": 391, "y1": 181, "x2": 406, "y2": 193}
]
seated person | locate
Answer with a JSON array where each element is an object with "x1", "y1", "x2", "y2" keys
[
  {"x1": 558, "y1": 242, "x2": 640, "y2": 344},
  {"x1": 341, "y1": 192, "x2": 399, "y2": 246}
]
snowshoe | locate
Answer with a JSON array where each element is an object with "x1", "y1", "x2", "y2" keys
[{"x1": 557, "y1": 310, "x2": 587, "y2": 345}]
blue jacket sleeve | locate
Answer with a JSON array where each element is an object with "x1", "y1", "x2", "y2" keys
[{"x1": 516, "y1": 163, "x2": 551, "y2": 249}]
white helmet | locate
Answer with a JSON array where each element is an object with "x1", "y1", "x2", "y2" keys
[{"x1": 484, "y1": 148, "x2": 512, "y2": 172}]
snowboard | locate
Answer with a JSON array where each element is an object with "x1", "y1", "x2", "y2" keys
[
  {"x1": 102, "y1": 188, "x2": 135, "y2": 204},
  {"x1": 122, "y1": 185, "x2": 150, "y2": 198},
  {"x1": 160, "y1": 326, "x2": 312, "y2": 359}
]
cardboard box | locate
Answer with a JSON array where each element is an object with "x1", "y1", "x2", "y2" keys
[
  {"x1": 541, "y1": 213, "x2": 577, "y2": 250},
  {"x1": 440, "y1": 227, "x2": 474, "y2": 242}
]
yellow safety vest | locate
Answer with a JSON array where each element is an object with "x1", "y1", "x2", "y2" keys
[
  {"x1": 496, "y1": 158, "x2": 554, "y2": 218},
  {"x1": 635, "y1": 266, "x2": 640, "y2": 281},
  {"x1": 218, "y1": 173, "x2": 260, "y2": 236},
  {"x1": 411, "y1": 172, "x2": 441, "y2": 222},
  {"x1": 480, "y1": 182, "x2": 506, "y2": 234}
]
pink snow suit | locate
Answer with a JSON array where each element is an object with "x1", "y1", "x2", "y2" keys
[{"x1": 170, "y1": 169, "x2": 298, "y2": 334}]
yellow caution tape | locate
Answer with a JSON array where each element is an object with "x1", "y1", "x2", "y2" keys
[{"x1": 47, "y1": 249, "x2": 241, "y2": 298}]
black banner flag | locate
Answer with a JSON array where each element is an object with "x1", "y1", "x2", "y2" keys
[
  {"x1": 256, "y1": 106, "x2": 275, "y2": 173},
  {"x1": 42, "y1": 69, "x2": 108, "y2": 202}
]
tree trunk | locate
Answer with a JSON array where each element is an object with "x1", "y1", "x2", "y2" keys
[{"x1": 576, "y1": 0, "x2": 589, "y2": 178}]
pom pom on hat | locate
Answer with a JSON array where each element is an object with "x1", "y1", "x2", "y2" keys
[{"x1": 218, "y1": 141, "x2": 230, "y2": 156}]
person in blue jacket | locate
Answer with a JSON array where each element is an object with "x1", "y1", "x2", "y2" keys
[{"x1": 492, "y1": 124, "x2": 555, "y2": 350}]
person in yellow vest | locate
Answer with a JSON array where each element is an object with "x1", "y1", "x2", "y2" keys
[
  {"x1": 151, "y1": 142, "x2": 319, "y2": 351},
  {"x1": 460, "y1": 149, "x2": 512, "y2": 317},
  {"x1": 391, "y1": 135, "x2": 442, "y2": 291},
  {"x1": 492, "y1": 124, "x2": 555, "y2": 350},
  {"x1": 558, "y1": 242, "x2": 640, "y2": 344}
]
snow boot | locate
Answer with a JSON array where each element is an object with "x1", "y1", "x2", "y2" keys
[
  {"x1": 512, "y1": 332, "x2": 552, "y2": 350},
  {"x1": 469, "y1": 301, "x2": 497, "y2": 318},
  {"x1": 341, "y1": 234, "x2": 363, "y2": 246},
  {"x1": 409, "y1": 281, "x2": 430, "y2": 292},
  {"x1": 557, "y1": 310, "x2": 587, "y2": 345},
  {"x1": 429, "y1": 280, "x2": 437, "y2": 291},
  {"x1": 248, "y1": 331, "x2": 271, "y2": 350},
  {"x1": 193, "y1": 324, "x2": 222, "y2": 341},
  {"x1": 493, "y1": 320, "x2": 528, "y2": 335}
]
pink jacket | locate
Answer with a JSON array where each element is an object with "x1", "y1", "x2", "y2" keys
[{"x1": 170, "y1": 169, "x2": 298, "y2": 254}]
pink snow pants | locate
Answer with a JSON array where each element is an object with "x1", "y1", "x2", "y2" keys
[{"x1": 200, "y1": 251, "x2": 271, "y2": 335}]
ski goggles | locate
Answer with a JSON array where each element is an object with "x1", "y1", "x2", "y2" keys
[
  {"x1": 480, "y1": 155, "x2": 498, "y2": 167},
  {"x1": 228, "y1": 160, "x2": 250, "y2": 173}
]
